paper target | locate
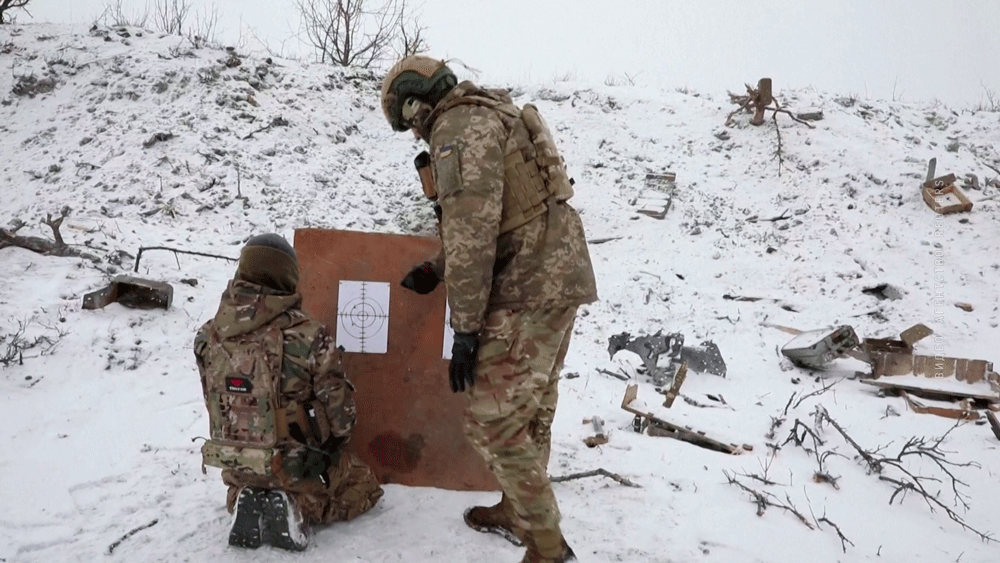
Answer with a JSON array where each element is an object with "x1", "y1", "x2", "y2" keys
[
  {"x1": 337, "y1": 281, "x2": 390, "y2": 354},
  {"x1": 442, "y1": 303, "x2": 455, "y2": 359}
]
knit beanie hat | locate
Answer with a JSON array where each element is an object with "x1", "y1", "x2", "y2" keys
[{"x1": 235, "y1": 233, "x2": 299, "y2": 293}]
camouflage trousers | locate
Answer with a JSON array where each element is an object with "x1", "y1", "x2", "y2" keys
[
  {"x1": 463, "y1": 306, "x2": 577, "y2": 535},
  {"x1": 223, "y1": 449, "x2": 384, "y2": 525}
]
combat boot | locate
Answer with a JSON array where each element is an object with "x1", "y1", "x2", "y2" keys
[
  {"x1": 463, "y1": 494, "x2": 526, "y2": 546},
  {"x1": 521, "y1": 530, "x2": 576, "y2": 563},
  {"x1": 261, "y1": 490, "x2": 310, "y2": 552},
  {"x1": 228, "y1": 486, "x2": 266, "y2": 549}
]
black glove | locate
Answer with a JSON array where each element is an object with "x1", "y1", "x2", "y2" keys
[
  {"x1": 401, "y1": 262, "x2": 440, "y2": 294},
  {"x1": 449, "y1": 332, "x2": 480, "y2": 393}
]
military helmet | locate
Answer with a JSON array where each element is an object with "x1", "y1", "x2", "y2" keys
[{"x1": 381, "y1": 56, "x2": 457, "y2": 132}]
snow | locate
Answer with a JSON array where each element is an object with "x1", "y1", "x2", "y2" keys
[{"x1": 2, "y1": 22, "x2": 1000, "y2": 563}]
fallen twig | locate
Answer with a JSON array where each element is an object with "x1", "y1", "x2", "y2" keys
[
  {"x1": 108, "y1": 518, "x2": 158, "y2": 554},
  {"x1": 551, "y1": 468, "x2": 641, "y2": 488},
  {"x1": 793, "y1": 378, "x2": 840, "y2": 409},
  {"x1": 819, "y1": 515, "x2": 854, "y2": 553},
  {"x1": 133, "y1": 246, "x2": 237, "y2": 272},
  {"x1": 242, "y1": 115, "x2": 289, "y2": 140},
  {"x1": 597, "y1": 368, "x2": 630, "y2": 382},
  {"x1": 588, "y1": 236, "x2": 622, "y2": 245},
  {"x1": 723, "y1": 471, "x2": 814, "y2": 529}
]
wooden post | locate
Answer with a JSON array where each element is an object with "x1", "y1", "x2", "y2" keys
[{"x1": 752, "y1": 78, "x2": 773, "y2": 126}]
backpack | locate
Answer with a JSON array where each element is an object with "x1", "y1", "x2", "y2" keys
[{"x1": 200, "y1": 324, "x2": 284, "y2": 476}]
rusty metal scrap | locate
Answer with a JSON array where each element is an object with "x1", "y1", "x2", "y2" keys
[
  {"x1": 608, "y1": 330, "x2": 726, "y2": 386},
  {"x1": 82, "y1": 276, "x2": 173, "y2": 310}
]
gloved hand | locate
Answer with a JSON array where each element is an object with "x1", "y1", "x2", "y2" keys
[
  {"x1": 449, "y1": 332, "x2": 480, "y2": 393},
  {"x1": 400, "y1": 262, "x2": 440, "y2": 294}
]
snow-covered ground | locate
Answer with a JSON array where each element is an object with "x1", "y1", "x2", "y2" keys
[{"x1": 2, "y1": 23, "x2": 999, "y2": 563}]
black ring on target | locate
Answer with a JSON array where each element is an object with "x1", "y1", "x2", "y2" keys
[{"x1": 337, "y1": 282, "x2": 388, "y2": 352}]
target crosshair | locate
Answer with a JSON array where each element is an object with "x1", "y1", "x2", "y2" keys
[{"x1": 337, "y1": 282, "x2": 388, "y2": 353}]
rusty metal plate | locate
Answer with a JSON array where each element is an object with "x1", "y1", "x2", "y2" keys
[
  {"x1": 82, "y1": 276, "x2": 173, "y2": 310},
  {"x1": 294, "y1": 228, "x2": 499, "y2": 492}
]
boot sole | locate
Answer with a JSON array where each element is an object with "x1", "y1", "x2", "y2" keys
[
  {"x1": 261, "y1": 490, "x2": 309, "y2": 552},
  {"x1": 462, "y1": 507, "x2": 524, "y2": 547},
  {"x1": 228, "y1": 488, "x2": 264, "y2": 549}
]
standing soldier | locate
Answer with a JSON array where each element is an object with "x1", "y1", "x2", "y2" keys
[
  {"x1": 194, "y1": 233, "x2": 384, "y2": 551},
  {"x1": 381, "y1": 57, "x2": 598, "y2": 563}
]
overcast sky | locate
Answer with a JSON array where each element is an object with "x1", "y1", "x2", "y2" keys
[{"x1": 22, "y1": 0, "x2": 1000, "y2": 107}]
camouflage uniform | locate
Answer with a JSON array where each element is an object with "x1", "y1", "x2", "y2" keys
[
  {"x1": 194, "y1": 279, "x2": 384, "y2": 525},
  {"x1": 425, "y1": 81, "x2": 598, "y2": 557}
]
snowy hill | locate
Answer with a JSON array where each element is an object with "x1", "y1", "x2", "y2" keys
[{"x1": 2, "y1": 22, "x2": 999, "y2": 563}]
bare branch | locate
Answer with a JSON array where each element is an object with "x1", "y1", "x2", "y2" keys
[
  {"x1": 816, "y1": 406, "x2": 995, "y2": 542},
  {"x1": 0, "y1": 0, "x2": 31, "y2": 24},
  {"x1": 819, "y1": 515, "x2": 855, "y2": 553},
  {"x1": 793, "y1": 378, "x2": 840, "y2": 410},
  {"x1": 296, "y1": 0, "x2": 414, "y2": 67},
  {"x1": 551, "y1": 468, "x2": 641, "y2": 488},
  {"x1": 723, "y1": 471, "x2": 815, "y2": 529}
]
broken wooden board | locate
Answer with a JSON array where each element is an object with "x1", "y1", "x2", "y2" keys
[
  {"x1": 922, "y1": 183, "x2": 973, "y2": 214},
  {"x1": 870, "y1": 353, "x2": 998, "y2": 387},
  {"x1": 633, "y1": 172, "x2": 677, "y2": 219},
  {"x1": 860, "y1": 378, "x2": 999, "y2": 403},
  {"x1": 899, "y1": 391, "x2": 980, "y2": 421},
  {"x1": 663, "y1": 361, "x2": 687, "y2": 408},
  {"x1": 621, "y1": 383, "x2": 740, "y2": 454},
  {"x1": 987, "y1": 411, "x2": 1000, "y2": 441}
]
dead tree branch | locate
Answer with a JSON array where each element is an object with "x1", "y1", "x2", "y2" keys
[
  {"x1": 0, "y1": 208, "x2": 99, "y2": 262},
  {"x1": 737, "y1": 450, "x2": 779, "y2": 485},
  {"x1": 597, "y1": 368, "x2": 630, "y2": 381},
  {"x1": 241, "y1": 115, "x2": 289, "y2": 140},
  {"x1": 766, "y1": 416, "x2": 785, "y2": 440},
  {"x1": 793, "y1": 378, "x2": 840, "y2": 409},
  {"x1": 726, "y1": 80, "x2": 816, "y2": 129},
  {"x1": 133, "y1": 246, "x2": 237, "y2": 272},
  {"x1": 784, "y1": 419, "x2": 825, "y2": 454},
  {"x1": 107, "y1": 518, "x2": 159, "y2": 554},
  {"x1": 815, "y1": 406, "x2": 994, "y2": 542},
  {"x1": 818, "y1": 515, "x2": 855, "y2": 553},
  {"x1": 551, "y1": 468, "x2": 641, "y2": 488},
  {"x1": 723, "y1": 471, "x2": 815, "y2": 529},
  {"x1": 1, "y1": 317, "x2": 66, "y2": 368}
]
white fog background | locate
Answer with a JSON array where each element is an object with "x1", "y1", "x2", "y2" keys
[{"x1": 20, "y1": 0, "x2": 1000, "y2": 107}]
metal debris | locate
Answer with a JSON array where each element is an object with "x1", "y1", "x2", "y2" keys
[
  {"x1": 583, "y1": 416, "x2": 608, "y2": 448},
  {"x1": 608, "y1": 330, "x2": 726, "y2": 386},
  {"x1": 82, "y1": 276, "x2": 173, "y2": 310},
  {"x1": 780, "y1": 326, "x2": 860, "y2": 369},
  {"x1": 777, "y1": 322, "x2": 1000, "y2": 418}
]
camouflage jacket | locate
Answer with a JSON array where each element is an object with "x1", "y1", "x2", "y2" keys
[
  {"x1": 424, "y1": 81, "x2": 599, "y2": 334},
  {"x1": 194, "y1": 280, "x2": 356, "y2": 447}
]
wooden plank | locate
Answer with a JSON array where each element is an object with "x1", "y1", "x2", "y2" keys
[
  {"x1": 860, "y1": 379, "x2": 1000, "y2": 402},
  {"x1": 987, "y1": 411, "x2": 1000, "y2": 441},
  {"x1": 621, "y1": 383, "x2": 739, "y2": 454}
]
